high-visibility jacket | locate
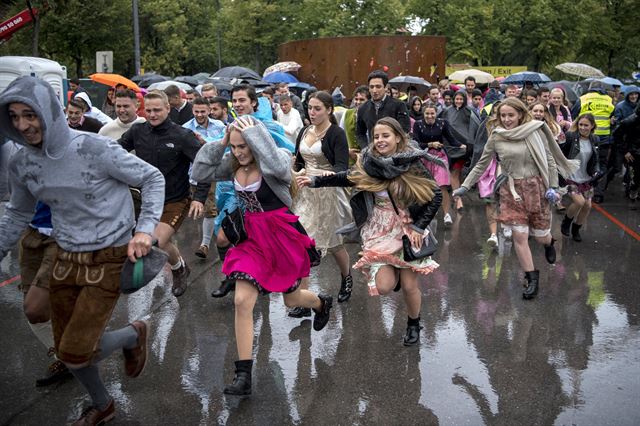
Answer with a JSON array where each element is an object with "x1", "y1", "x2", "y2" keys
[{"x1": 579, "y1": 92, "x2": 615, "y2": 137}]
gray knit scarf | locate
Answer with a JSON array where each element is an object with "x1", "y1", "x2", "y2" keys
[{"x1": 361, "y1": 144, "x2": 445, "y2": 180}]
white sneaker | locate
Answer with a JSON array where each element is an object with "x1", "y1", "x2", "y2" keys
[
  {"x1": 487, "y1": 234, "x2": 498, "y2": 248},
  {"x1": 503, "y1": 226, "x2": 512, "y2": 239},
  {"x1": 443, "y1": 213, "x2": 453, "y2": 227}
]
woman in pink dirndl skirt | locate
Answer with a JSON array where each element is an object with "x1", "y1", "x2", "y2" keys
[
  {"x1": 413, "y1": 102, "x2": 465, "y2": 227},
  {"x1": 191, "y1": 117, "x2": 333, "y2": 397}
]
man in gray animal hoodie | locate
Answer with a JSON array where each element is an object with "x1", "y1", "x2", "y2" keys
[{"x1": 0, "y1": 76, "x2": 165, "y2": 425}]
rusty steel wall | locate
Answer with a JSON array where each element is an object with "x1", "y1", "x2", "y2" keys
[{"x1": 278, "y1": 35, "x2": 446, "y2": 100}]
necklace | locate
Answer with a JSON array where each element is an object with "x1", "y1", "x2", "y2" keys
[{"x1": 312, "y1": 123, "x2": 331, "y2": 140}]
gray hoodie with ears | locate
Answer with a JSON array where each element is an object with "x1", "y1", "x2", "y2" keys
[{"x1": 0, "y1": 76, "x2": 165, "y2": 259}]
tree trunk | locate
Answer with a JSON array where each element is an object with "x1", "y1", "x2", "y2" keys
[
  {"x1": 31, "y1": 14, "x2": 40, "y2": 56},
  {"x1": 75, "y1": 57, "x2": 83, "y2": 78}
]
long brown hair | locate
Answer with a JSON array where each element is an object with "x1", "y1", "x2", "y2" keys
[
  {"x1": 348, "y1": 117, "x2": 438, "y2": 206},
  {"x1": 229, "y1": 126, "x2": 300, "y2": 197},
  {"x1": 529, "y1": 102, "x2": 562, "y2": 136},
  {"x1": 569, "y1": 113, "x2": 597, "y2": 134}
]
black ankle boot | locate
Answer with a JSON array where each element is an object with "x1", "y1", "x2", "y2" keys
[
  {"x1": 561, "y1": 215, "x2": 572, "y2": 237},
  {"x1": 224, "y1": 360, "x2": 252, "y2": 395},
  {"x1": 337, "y1": 274, "x2": 353, "y2": 303},
  {"x1": 403, "y1": 317, "x2": 422, "y2": 346},
  {"x1": 313, "y1": 295, "x2": 333, "y2": 331},
  {"x1": 523, "y1": 270, "x2": 539, "y2": 300},
  {"x1": 571, "y1": 223, "x2": 582, "y2": 242},
  {"x1": 211, "y1": 278, "x2": 235, "y2": 298},
  {"x1": 544, "y1": 238, "x2": 556, "y2": 264}
]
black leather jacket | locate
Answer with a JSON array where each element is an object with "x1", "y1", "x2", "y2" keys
[
  {"x1": 310, "y1": 164, "x2": 442, "y2": 233},
  {"x1": 560, "y1": 131, "x2": 601, "y2": 185}
]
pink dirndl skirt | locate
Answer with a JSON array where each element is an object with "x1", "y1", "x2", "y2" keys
[
  {"x1": 422, "y1": 149, "x2": 450, "y2": 187},
  {"x1": 222, "y1": 207, "x2": 314, "y2": 293},
  {"x1": 477, "y1": 158, "x2": 498, "y2": 199}
]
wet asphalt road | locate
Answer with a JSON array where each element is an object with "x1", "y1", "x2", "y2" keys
[{"x1": 0, "y1": 187, "x2": 639, "y2": 426}]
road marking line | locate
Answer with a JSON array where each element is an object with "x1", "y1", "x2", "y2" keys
[
  {"x1": 0, "y1": 275, "x2": 21, "y2": 288},
  {"x1": 593, "y1": 203, "x2": 640, "y2": 241}
]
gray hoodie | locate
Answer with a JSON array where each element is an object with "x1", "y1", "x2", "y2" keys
[{"x1": 0, "y1": 76, "x2": 165, "y2": 258}]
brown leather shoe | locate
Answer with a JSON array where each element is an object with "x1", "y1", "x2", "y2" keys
[
  {"x1": 171, "y1": 263, "x2": 190, "y2": 297},
  {"x1": 195, "y1": 245, "x2": 209, "y2": 259},
  {"x1": 123, "y1": 320, "x2": 148, "y2": 378},
  {"x1": 72, "y1": 399, "x2": 115, "y2": 425}
]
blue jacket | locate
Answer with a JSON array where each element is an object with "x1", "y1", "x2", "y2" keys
[{"x1": 614, "y1": 86, "x2": 639, "y2": 123}]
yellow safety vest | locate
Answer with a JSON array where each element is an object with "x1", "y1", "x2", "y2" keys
[{"x1": 579, "y1": 92, "x2": 614, "y2": 136}]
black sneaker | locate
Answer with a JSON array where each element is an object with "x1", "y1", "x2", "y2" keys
[
  {"x1": 171, "y1": 263, "x2": 190, "y2": 297},
  {"x1": 35, "y1": 359, "x2": 72, "y2": 387},
  {"x1": 313, "y1": 295, "x2": 333, "y2": 331},
  {"x1": 288, "y1": 307, "x2": 312, "y2": 318}
]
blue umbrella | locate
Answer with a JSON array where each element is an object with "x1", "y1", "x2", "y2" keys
[
  {"x1": 599, "y1": 76, "x2": 623, "y2": 86},
  {"x1": 503, "y1": 72, "x2": 551, "y2": 85},
  {"x1": 263, "y1": 72, "x2": 298, "y2": 83}
]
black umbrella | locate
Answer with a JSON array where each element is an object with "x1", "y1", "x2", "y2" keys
[
  {"x1": 388, "y1": 76, "x2": 431, "y2": 96},
  {"x1": 138, "y1": 74, "x2": 170, "y2": 88},
  {"x1": 174, "y1": 76, "x2": 199, "y2": 87},
  {"x1": 191, "y1": 72, "x2": 212, "y2": 84},
  {"x1": 212, "y1": 66, "x2": 262, "y2": 81}
]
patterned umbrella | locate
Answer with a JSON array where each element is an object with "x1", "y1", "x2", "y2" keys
[
  {"x1": 263, "y1": 61, "x2": 301, "y2": 77},
  {"x1": 555, "y1": 63, "x2": 605, "y2": 79},
  {"x1": 448, "y1": 69, "x2": 494, "y2": 84}
]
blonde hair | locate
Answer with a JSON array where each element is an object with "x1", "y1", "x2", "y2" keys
[
  {"x1": 486, "y1": 97, "x2": 532, "y2": 135},
  {"x1": 348, "y1": 117, "x2": 438, "y2": 206},
  {"x1": 144, "y1": 89, "x2": 169, "y2": 105}
]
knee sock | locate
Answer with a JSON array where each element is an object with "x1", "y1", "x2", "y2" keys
[
  {"x1": 69, "y1": 364, "x2": 111, "y2": 410},
  {"x1": 201, "y1": 217, "x2": 216, "y2": 247},
  {"x1": 94, "y1": 325, "x2": 138, "y2": 363},
  {"x1": 408, "y1": 316, "x2": 421, "y2": 327},
  {"x1": 28, "y1": 320, "x2": 54, "y2": 352}
]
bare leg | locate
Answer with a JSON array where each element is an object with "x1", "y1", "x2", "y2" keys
[
  {"x1": 375, "y1": 265, "x2": 399, "y2": 295},
  {"x1": 485, "y1": 204, "x2": 498, "y2": 235},
  {"x1": 512, "y1": 230, "x2": 535, "y2": 271},
  {"x1": 441, "y1": 187, "x2": 451, "y2": 216},
  {"x1": 282, "y1": 287, "x2": 322, "y2": 310},
  {"x1": 332, "y1": 247, "x2": 351, "y2": 277},
  {"x1": 451, "y1": 168, "x2": 464, "y2": 209},
  {"x1": 575, "y1": 199, "x2": 592, "y2": 225},
  {"x1": 233, "y1": 281, "x2": 259, "y2": 360},
  {"x1": 566, "y1": 194, "x2": 586, "y2": 220},
  {"x1": 154, "y1": 223, "x2": 180, "y2": 265},
  {"x1": 400, "y1": 269, "x2": 421, "y2": 318},
  {"x1": 534, "y1": 233, "x2": 552, "y2": 246}
]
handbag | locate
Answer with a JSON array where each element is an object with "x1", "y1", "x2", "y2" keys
[
  {"x1": 221, "y1": 207, "x2": 247, "y2": 246},
  {"x1": 388, "y1": 194, "x2": 438, "y2": 261},
  {"x1": 445, "y1": 145, "x2": 468, "y2": 160}
]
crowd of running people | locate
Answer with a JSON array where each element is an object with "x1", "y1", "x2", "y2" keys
[{"x1": 0, "y1": 67, "x2": 638, "y2": 425}]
